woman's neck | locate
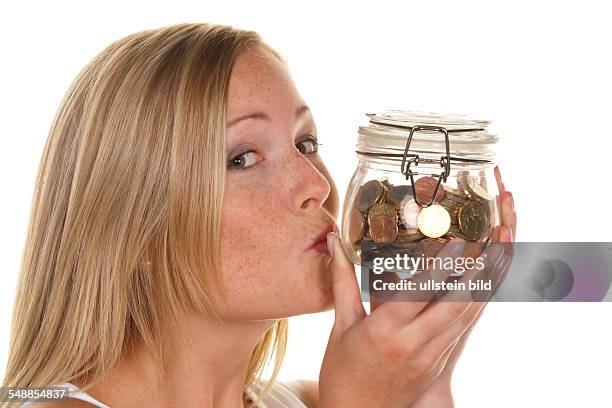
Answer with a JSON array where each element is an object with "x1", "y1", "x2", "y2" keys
[{"x1": 79, "y1": 312, "x2": 277, "y2": 408}]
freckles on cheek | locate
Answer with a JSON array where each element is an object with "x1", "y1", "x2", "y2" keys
[{"x1": 220, "y1": 176, "x2": 290, "y2": 274}]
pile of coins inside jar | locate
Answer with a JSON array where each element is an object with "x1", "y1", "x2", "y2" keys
[{"x1": 349, "y1": 175, "x2": 493, "y2": 262}]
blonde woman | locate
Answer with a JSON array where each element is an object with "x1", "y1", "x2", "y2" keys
[{"x1": 2, "y1": 23, "x2": 517, "y2": 407}]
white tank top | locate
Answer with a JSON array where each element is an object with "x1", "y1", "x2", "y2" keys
[{"x1": 20, "y1": 380, "x2": 308, "y2": 407}]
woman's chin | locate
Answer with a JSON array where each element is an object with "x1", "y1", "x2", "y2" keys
[{"x1": 292, "y1": 288, "x2": 336, "y2": 317}]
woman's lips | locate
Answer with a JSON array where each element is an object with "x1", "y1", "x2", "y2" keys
[{"x1": 308, "y1": 223, "x2": 338, "y2": 255}]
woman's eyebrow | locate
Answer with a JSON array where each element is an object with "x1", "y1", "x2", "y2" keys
[{"x1": 227, "y1": 104, "x2": 310, "y2": 128}]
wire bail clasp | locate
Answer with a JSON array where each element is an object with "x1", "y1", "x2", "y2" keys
[{"x1": 400, "y1": 125, "x2": 452, "y2": 207}]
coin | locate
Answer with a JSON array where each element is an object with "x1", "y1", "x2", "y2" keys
[
  {"x1": 399, "y1": 198, "x2": 421, "y2": 231},
  {"x1": 368, "y1": 203, "x2": 398, "y2": 243},
  {"x1": 465, "y1": 179, "x2": 492, "y2": 222},
  {"x1": 369, "y1": 215, "x2": 398, "y2": 243},
  {"x1": 467, "y1": 178, "x2": 493, "y2": 201},
  {"x1": 368, "y1": 202, "x2": 397, "y2": 221},
  {"x1": 387, "y1": 184, "x2": 413, "y2": 205},
  {"x1": 416, "y1": 204, "x2": 451, "y2": 238},
  {"x1": 414, "y1": 237, "x2": 449, "y2": 259},
  {"x1": 443, "y1": 190, "x2": 468, "y2": 203},
  {"x1": 348, "y1": 206, "x2": 366, "y2": 244},
  {"x1": 457, "y1": 199, "x2": 488, "y2": 240},
  {"x1": 414, "y1": 176, "x2": 446, "y2": 204},
  {"x1": 443, "y1": 184, "x2": 463, "y2": 195},
  {"x1": 396, "y1": 231, "x2": 425, "y2": 242},
  {"x1": 356, "y1": 179, "x2": 386, "y2": 212}
]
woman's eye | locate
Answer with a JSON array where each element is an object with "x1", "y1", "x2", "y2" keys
[
  {"x1": 296, "y1": 137, "x2": 319, "y2": 155},
  {"x1": 228, "y1": 150, "x2": 261, "y2": 170}
]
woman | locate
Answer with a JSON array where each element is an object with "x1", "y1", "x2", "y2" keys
[{"x1": 2, "y1": 23, "x2": 516, "y2": 407}]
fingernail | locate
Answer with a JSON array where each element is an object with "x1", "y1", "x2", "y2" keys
[
  {"x1": 500, "y1": 227, "x2": 510, "y2": 243},
  {"x1": 487, "y1": 243, "x2": 505, "y2": 265},
  {"x1": 326, "y1": 232, "x2": 335, "y2": 257}
]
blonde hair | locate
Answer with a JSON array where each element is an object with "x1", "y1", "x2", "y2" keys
[{"x1": 1, "y1": 23, "x2": 288, "y2": 407}]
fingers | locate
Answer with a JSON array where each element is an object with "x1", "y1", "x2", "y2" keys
[
  {"x1": 501, "y1": 192, "x2": 516, "y2": 241},
  {"x1": 399, "y1": 240, "x2": 507, "y2": 350},
  {"x1": 495, "y1": 165, "x2": 517, "y2": 240},
  {"x1": 419, "y1": 250, "x2": 513, "y2": 363},
  {"x1": 494, "y1": 165, "x2": 505, "y2": 194},
  {"x1": 369, "y1": 238, "x2": 467, "y2": 328},
  {"x1": 326, "y1": 232, "x2": 367, "y2": 333}
]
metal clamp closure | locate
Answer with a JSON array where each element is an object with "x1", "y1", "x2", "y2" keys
[{"x1": 400, "y1": 125, "x2": 451, "y2": 207}]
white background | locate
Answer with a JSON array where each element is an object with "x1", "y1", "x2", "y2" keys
[{"x1": 1, "y1": 1, "x2": 611, "y2": 406}]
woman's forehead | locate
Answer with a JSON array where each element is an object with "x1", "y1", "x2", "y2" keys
[{"x1": 227, "y1": 48, "x2": 299, "y2": 119}]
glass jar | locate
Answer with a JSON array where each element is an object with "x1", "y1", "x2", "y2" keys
[{"x1": 341, "y1": 110, "x2": 502, "y2": 278}]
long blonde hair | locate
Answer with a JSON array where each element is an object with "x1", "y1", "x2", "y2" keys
[{"x1": 1, "y1": 23, "x2": 288, "y2": 407}]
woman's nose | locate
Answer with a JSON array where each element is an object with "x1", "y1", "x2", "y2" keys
[{"x1": 290, "y1": 153, "x2": 331, "y2": 212}]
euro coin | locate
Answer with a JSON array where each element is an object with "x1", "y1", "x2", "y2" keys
[
  {"x1": 396, "y1": 230, "x2": 425, "y2": 242},
  {"x1": 414, "y1": 176, "x2": 446, "y2": 204},
  {"x1": 457, "y1": 200, "x2": 488, "y2": 240},
  {"x1": 387, "y1": 184, "x2": 413, "y2": 205},
  {"x1": 416, "y1": 204, "x2": 451, "y2": 238},
  {"x1": 356, "y1": 179, "x2": 386, "y2": 212},
  {"x1": 369, "y1": 214, "x2": 398, "y2": 243},
  {"x1": 400, "y1": 198, "x2": 421, "y2": 231},
  {"x1": 368, "y1": 202, "x2": 397, "y2": 221},
  {"x1": 414, "y1": 237, "x2": 449, "y2": 259}
]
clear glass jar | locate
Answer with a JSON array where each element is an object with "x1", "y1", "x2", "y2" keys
[{"x1": 341, "y1": 110, "x2": 502, "y2": 277}]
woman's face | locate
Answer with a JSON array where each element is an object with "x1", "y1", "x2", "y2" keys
[{"x1": 218, "y1": 45, "x2": 340, "y2": 320}]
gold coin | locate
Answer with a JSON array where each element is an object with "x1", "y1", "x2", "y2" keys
[
  {"x1": 439, "y1": 198, "x2": 461, "y2": 215},
  {"x1": 443, "y1": 191, "x2": 468, "y2": 203},
  {"x1": 368, "y1": 202, "x2": 397, "y2": 222},
  {"x1": 457, "y1": 200, "x2": 488, "y2": 240},
  {"x1": 396, "y1": 230, "x2": 425, "y2": 243},
  {"x1": 416, "y1": 204, "x2": 451, "y2": 238}
]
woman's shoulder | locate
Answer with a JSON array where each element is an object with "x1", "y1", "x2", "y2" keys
[{"x1": 279, "y1": 379, "x2": 318, "y2": 408}]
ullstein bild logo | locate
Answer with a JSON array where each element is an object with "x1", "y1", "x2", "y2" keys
[{"x1": 358, "y1": 242, "x2": 612, "y2": 302}]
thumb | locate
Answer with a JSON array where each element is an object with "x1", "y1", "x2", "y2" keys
[{"x1": 326, "y1": 231, "x2": 366, "y2": 333}]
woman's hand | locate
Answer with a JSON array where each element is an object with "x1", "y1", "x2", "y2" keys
[
  {"x1": 406, "y1": 165, "x2": 516, "y2": 407},
  {"x1": 318, "y1": 166, "x2": 515, "y2": 408}
]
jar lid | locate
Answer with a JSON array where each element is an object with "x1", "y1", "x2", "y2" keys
[{"x1": 357, "y1": 110, "x2": 498, "y2": 162}]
